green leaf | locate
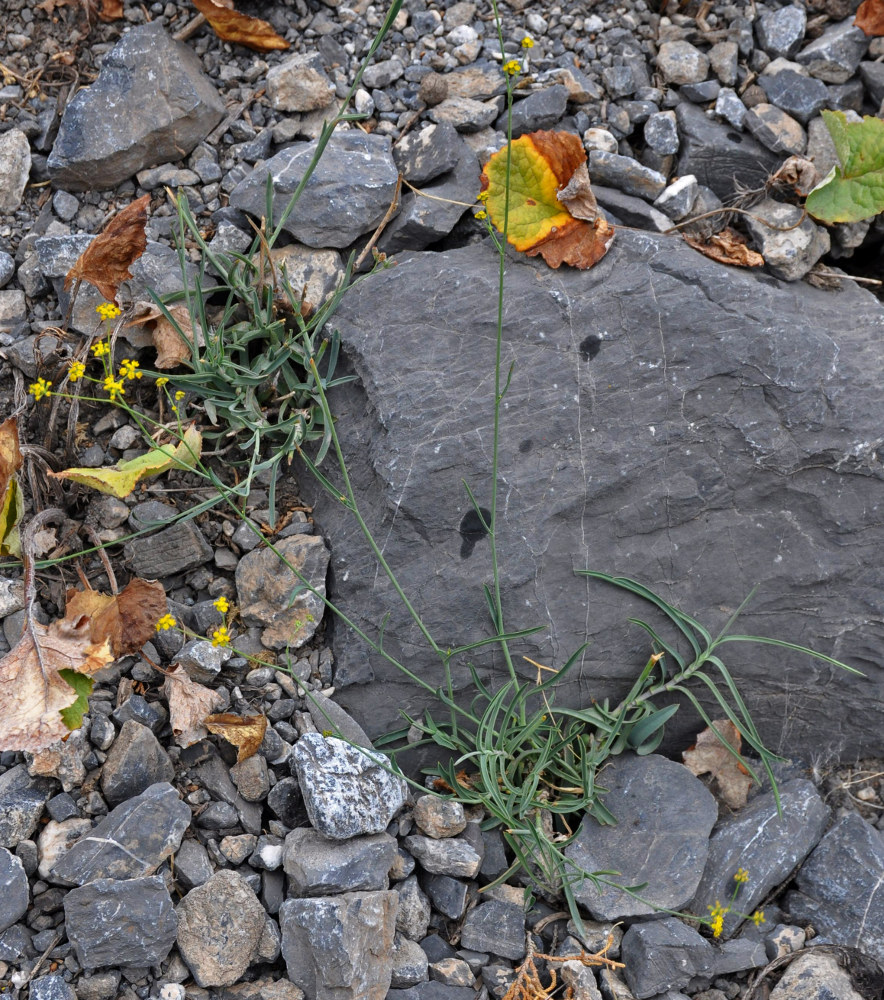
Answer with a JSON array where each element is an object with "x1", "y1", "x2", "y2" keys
[
  {"x1": 58, "y1": 669, "x2": 94, "y2": 730},
  {"x1": 806, "y1": 111, "x2": 884, "y2": 224}
]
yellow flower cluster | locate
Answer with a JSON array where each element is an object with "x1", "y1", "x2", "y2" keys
[
  {"x1": 213, "y1": 596, "x2": 230, "y2": 613},
  {"x1": 91, "y1": 340, "x2": 110, "y2": 358},
  {"x1": 120, "y1": 359, "x2": 142, "y2": 381},
  {"x1": 521, "y1": 36, "x2": 534, "y2": 48},
  {"x1": 475, "y1": 210, "x2": 488, "y2": 221},
  {"x1": 28, "y1": 378, "x2": 52, "y2": 400},
  {"x1": 705, "y1": 870, "x2": 765, "y2": 938},
  {"x1": 211, "y1": 625, "x2": 231, "y2": 647},
  {"x1": 96, "y1": 302, "x2": 122, "y2": 320},
  {"x1": 155, "y1": 613, "x2": 177, "y2": 631},
  {"x1": 69, "y1": 361, "x2": 86, "y2": 383},
  {"x1": 502, "y1": 59, "x2": 522, "y2": 76},
  {"x1": 103, "y1": 375, "x2": 125, "y2": 402}
]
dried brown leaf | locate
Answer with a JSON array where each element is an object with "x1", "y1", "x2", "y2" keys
[
  {"x1": 774, "y1": 155, "x2": 821, "y2": 197},
  {"x1": 0, "y1": 417, "x2": 23, "y2": 557},
  {"x1": 163, "y1": 664, "x2": 225, "y2": 748},
  {"x1": 682, "y1": 719, "x2": 753, "y2": 810},
  {"x1": 525, "y1": 216, "x2": 615, "y2": 270},
  {"x1": 65, "y1": 577, "x2": 167, "y2": 658},
  {"x1": 204, "y1": 713, "x2": 268, "y2": 762},
  {"x1": 191, "y1": 0, "x2": 289, "y2": 51},
  {"x1": 126, "y1": 301, "x2": 202, "y2": 369},
  {"x1": 64, "y1": 194, "x2": 150, "y2": 303},
  {"x1": 0, "y1": 612, "x2": 113, "y2": 753},
  {"x1": 98, "y1": 0, "x2": 124, "y2": 20},
  {"x1": 683, "y1": 227, "x2": 765, "y2": 268},
  {"x1": 856, "y1": 0, "x2": 884, "y2": 35}
]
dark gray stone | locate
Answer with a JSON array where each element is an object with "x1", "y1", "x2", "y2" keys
[
  {"x1": 279, "y1": 890, "x2": 398, "y2": 1000},
  {"x1": 759, "y1": 69, "x2": 828, "y2": 124},
  {"x1": 298, "y1": 235, "x2": 884, "y2": 761},
  {"x1": 0, "y1": 847, "x2": 28, "y2": 933},
  {"x1": 393, "y1": 124, "x2": 461, "y2": 185},
  {"x1": 64, "y1": 875, "x2": 177, "y2": 969},
  {"x1": 588, "y1": 150, "x2": 667, "y2": 199},
  {"x1": 28, "y1": 974, "x2": 76, "y2": 1000},
  {"x1": 176, "y1": 869, "x2": 267, "y2": 987},
  {"x1": 267, "y1": 776, "x2": 306, "y2": 828},
  {"x1": 395, "y1": 873, "x2": 431, "y2": 941},
  {"x1": 785, "y1": 812, "x2": 884, "y2": 963},
  {"x1": 653, "y1": 174, "x2": 698, "y2": 221},
  {"x1": 100, "y1": 719, "x2": 174, "y2": 806},
  {"x1": 229, "y1": 132, "x2": 398, "y2": 249},
  {"x1": 283, "y1": 828, "x2": 397, "y2": 895},
  {"x1": 621, "y1": 917, "x2": 715, "y2": 999},
  {"x1": 46, "y1": 792, "x2": 78, "y2": 823},
  {"x1": 592, "y1": 186, "x2": 671, "y2": 232},
  {"x1": 796, "y1": 17, "x2": 870, "y2": 83},
  {"x1": 422, "y1": 874, "x2": 470, "y2": 920},
  {"x1": 497, "y1": 85, "x2": 570, "y2": 138},
  {"x1": 0, "y1": 765, "x2": 55, "y2": 848},
  {"x1": 755, "y1": 6, "x2": 807, "y2": 59},
  {"x1": 124, "y1": 518, "x2": 213, "y2": 578},
  {"x1": 173, "y1": 838, "x2": 214, "y2": 890},
  {"x1": 708, "y1": 937, "x2": 767, "y2": 976},
  {"x1": 306, "y1": 691, "x2": 373, "y2": 749},
  {"x1": 676, "y1": 100, "x2": 780, "y2": 199},
  {"x1": 679, "y1": 80, "x2": 721, "y2": 103},
  {"x1": 602, "y1": 65, "x2": 636, "y2": 99},
  {"x1": 193, "y1": 752, "x2": 263, "y2": 836},
  {"x1": 378, "y1": 142, "x2": 479, "y2": 255},
  {"x1": 111, "y1": 694, "x2": 165, "y2": 733},
  {"x1": 292, "y1": 733, "x2": 407, "y2": 840},
  {"x1": 743, "y1": 197, "x2": 829, "y2": 281},
  {"x1": 459, "y1": 899, "x2": 526, "y2": 961},
  {"x1": 826, "y1": 78, "x2": 865, "y2": 113},
  {"x1": 691, "y1": 779, "x2": 829, "y2": 938},
  {"x1": 402, "y1": 836, "x2": 482, "y2": 878},
  {"x1": 50, "y1": 782, "x2": 190, "y2": 885},
  {"x1": 197, "y1": 800, "x2": 238, "y2": 830},
  {"x1": 644, "y1": 111, "x2": 679, "y2": 155},
  {"x1": 714, "y1": 88, "x2": 748, "y2": 130},
  {"x1": 47, "y1": 22, "x2": 224, "y2": 189},
  {"x1": 389, "y1": 985, "x2": 476, "y2": 1000},
  {"x1": 859, "y1": 61, "x2": 884, "y2": 107},
  {"x1": 391, "y1": 934, "x2": 430, "y2": 988},
  {"x1": 566, "y1": 754, "x2": 717, "y2": 920}
]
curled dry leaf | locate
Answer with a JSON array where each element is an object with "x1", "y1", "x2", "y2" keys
[
  {"x1": 0, "y1": 610, "x2": 113, "y2": 753},
  {"x1": 683, "y1": 228, "x2": 765, "y2": 268},
  {"x1": 65, "y1": 577, "x2": 167, "y2": 658},
  {"x1": 773, "y1": 155, "x2": 821, "y2": 197},
  {"x1": 682, "y1": 719, "x2": 753, "y2": 810},
  {"x1": 98, "y1": 0, "x2": 124, "y2": 20},
  {"x1": 204, "y1": 713, "x2": 268, "y2": 762},
  {"x1": 0, "y1": 417, "x2": 23, "y2": 558},
  {"x1": 126, "y1": 301, "x2": 202, "y2": 369},
  {"x1": 164, "y1": 665, "x2": 226, "y2": 748},
  {"x1": 856, "y1": 0, "x2": 884, "y2": 35},
  {"x1": 480, "y1": 130, "x2": 614, "y2": 270},
  {"x1": 64, "y1": 194, "x2": 150, "y2": 304},
  {"x1": 191, "y1": 0, "x2": 289, "y2": 51}
]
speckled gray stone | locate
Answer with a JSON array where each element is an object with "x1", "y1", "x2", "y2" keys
[
  {"x1": 292, "y1": 734, "x2": 407, "y2": 840},
  {"x1": 0, "y1": 848, "x2": 28, "y2": 934}
]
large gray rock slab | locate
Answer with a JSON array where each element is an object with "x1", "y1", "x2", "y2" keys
[
  {"x1": 0, "y1": 765, "x2": 54, "y2": 849},
  {"x1": 64, "y1": 875, "x2": 177, "y2": 969},
  {"x1": 229, "y1": 132, "x2": 398, "y2": 249},
  {"x1": 50, "y1": 781, "x2": 190, "y2": 885},
  {"x1": 300, "y1": 235, "x2": 884, "y2": 761},
  {"x1": 283, "y1": 828, "x2": 397, "y2": 895},
  {"x1": 279, "y1": 890, "x2": 398, "y2": 1000},
  {"x1": 620, "y1": 917, "x2": 715, "y2": 998},
  {"x1": 566, "y1": 754, "x2": 717, "y2": 920},
  {"x1": 691, "y1": 778, "x2": 829, "y2": 938},
  {"x1": 291, "y1": 733, "x2": 407, "y2": 839},
  {"x1": 784, "y1": 813, "x2": 884, "y2": 963},
  {"x1": 47, "y1": 22, "x2": 224, "y2": 189},
  {"x1": 100, "y1": 718, "x2": 174, "y2": 806}
]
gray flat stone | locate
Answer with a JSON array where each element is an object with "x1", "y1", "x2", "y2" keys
[
  {"x1": 497, "y1": 85, "x2": 569, "y2": 138},
  {"x1": 0, "y1": 765, "x2": 55, "y2": 849},
  {"x1": 64, "y1": 875, "x2": 177, "y2": 969},
  {"x1": 621, "y1": 917, "x2": 715, "y2": 999},
  {"x1": 459, "y1": 899, "x2": 526, "y2": 961},
  {"x1": 291, "y1": 733, "x2": 406, "y2": 840},
  {"x1": 0, "y1": 848, "x2": 28, "y2": 934},
  {"x1": 280, "y1": 890, "x2": 398, "y2": 1000},
  {"x1": 298, "y1": 235, "x2": 884, "y2": 761},
  {"x1": 100, "y1": 719, "x2": 174, "y2": 806},
  {"x1": 393, "y1": 123, "x2": 462, "y2": 185},
  {"x1": 47, "y1": 22, "x2": 224, "y2": 189},
  {"x1": 690, "y1": 778, "x2": 829, "y2": 938},
  {"x1": 229, "y1": 132, "x2": 398, "y2": 249},
  {"x1": 588, "y1": 150, "x2": 667, "y2": 200},
  {"x1": 402, "y1": 836, "x2": 482, "y2": 878},
  {"x1": 796, "y1": 17, "x2": 870, "y2": 83},
  {"x1": 567, "y1": 754, "x2": 717, "y2": 920},
  {"x1": 756, "y1": 6, "x2": 807, "y2": 59},
  {"x1": 759, "y1": 69, "x2": 828, "y2": 124},
  {"x1": 283, "y1": 828, "x2": 397, "y2": 895},
  {"x1": 50, "y1": 782, "x2": 190, "y2": 885}
]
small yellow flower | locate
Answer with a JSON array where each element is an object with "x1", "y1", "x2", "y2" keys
[
  {"x1": 475, "y1": 210, "x2": 488, "y2": 221},
  {"x1": 174, "y1": 390, "x2": 185, "y2": 402},
  {"x1": 91, "y1": 340, "x2": 110, "y2": 358},
  {"x1": 28, "y1": 378, "x2": 52, "y2": 400},
  {"x1": 103, "y1": 375, "x2": 125, "y2": 401},
  {"x1": 521, "y1": 36, "x2": 534, "y2": 48},
  {"x1": 156, "y1": 613, "x2": 177, "y2": 631},
  {"x1": 211, "y1": 625, "x2": 231, "y2": 648},
  {"x1": 502, "y1": 59, "x2": 522, "y2": 76},
  {"x1": 711, "y1": 913, "x2": 724, "y2": 938},
  {"x1": 734, "y1": 868, "x2": 749, "y2": 884},
  {"x1": 68, "y1": 361, "x2": 87, "y2": 382},
  {"x1": 156, "y1": 377, "x2": 169, "y2": 387},
  {"x1": 96, "y1": 302, "x2": 122, "y2": 320},
  {"x1": 751, "y1": 910, "x2": 765, "y2": 926},
  {"x1": 477, "y1": 190, "x2": 490, "y2": 202},
  {"x1": 213, "y1": 596, "x2": 230, "y2": 614},
  {"x1": 120, "y1": 359, "x2": 142, "y2": 381}
]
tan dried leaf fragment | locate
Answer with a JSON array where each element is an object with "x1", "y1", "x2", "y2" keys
[
  {"x1": 682, "y1": 719, "x2": 753, "y2": 809},
  {"x1": 164, "y1": 664, "x2": 226, "y2": 748},
  {"x1": 64, "y1": 194, "x2": 151, "y2": 303},
  {"x1": 0, "y1": 614, "x2": 113, "y2": 753},
  {"x1": 191, "y1": 0, "x2": 289, "y2": 50},
  {"x1": 204, "y1": 713, "x2": 268, "y2": 761},
  {"x1": 65, "y1": 577, "x2": 167, "y2": 658},
  {"x1": 126, "y1": 301, "x2": 202, "y2": 369},
  {"x1": 684, "y1": 228, "x2": 764, "y2": 268}
]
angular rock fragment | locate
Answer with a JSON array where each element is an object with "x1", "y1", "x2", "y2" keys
[
  {"x1": 283, "y1": 828, "x2": 397, "y2": 895},
  {"x1": 0, "y1": 848, "x2": 28, "y2": 934},
  {"x1": 100, "y1": 719, "x2": 174, "y2": 806},
  {"x1": 0, "y1": 765, "x2": 55, "y2": 849}
]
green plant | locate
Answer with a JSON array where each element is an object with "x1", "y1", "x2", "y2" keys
[{"x1": 806, "y1": 110, "x2": 884, "y2": 224}]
